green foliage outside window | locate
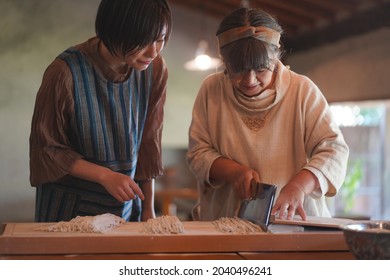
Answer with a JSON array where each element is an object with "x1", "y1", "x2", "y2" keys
[{"x1": 339, "y1": 160, "x2": 363, "y2": 213}]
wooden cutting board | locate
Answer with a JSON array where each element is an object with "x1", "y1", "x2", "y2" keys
[{"x1": 0, "y1": 220, "x2": 349, "y2": 255}]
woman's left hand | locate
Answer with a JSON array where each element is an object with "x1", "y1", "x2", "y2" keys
[
  {"x1": 271, "y1": 169, "x2": 321, "y2": 221},
  {"x1": 271, "y1": 182, "x2": 307, "y2": 221}
]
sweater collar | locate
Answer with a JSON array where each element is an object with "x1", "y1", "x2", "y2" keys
[{"x1": 225, "y1": 60, "x2": 291, "y2": 112}]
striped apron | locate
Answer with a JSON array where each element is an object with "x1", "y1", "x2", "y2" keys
[{"x1": 35, "y1": 47, "x2": 153, "y2": 222}]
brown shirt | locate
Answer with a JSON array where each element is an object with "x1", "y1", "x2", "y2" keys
[{"x1": 29, "y1": 37, "x2": 167, "y2": 186}]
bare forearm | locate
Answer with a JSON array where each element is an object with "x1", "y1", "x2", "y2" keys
[
  {"x1": 68, "y1": 158, "x2": 145, "y2": 202},
  {"x1": 139, "y1": 179, "x2": 154, "y2": 207},
  {"x1": 209, "y1": 157, "x2": 243, "y2": 185},
  {"x1": 139, "y1": 179, "x2": 156, "y2": 220},
  {"x1": 287, "y1": 169, "x2": 320, "y2": 195},
  {"x1": 68, "y1": 158, "x2": 112, "y2": 185}
]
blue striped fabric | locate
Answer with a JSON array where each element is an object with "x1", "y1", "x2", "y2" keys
[{"x1": 51, "y1": 48, "x2": 154, "y2": 220}]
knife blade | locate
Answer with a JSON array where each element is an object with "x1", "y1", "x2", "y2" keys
[{"x1": 237, "y1": 182, "x2": 277, "y2": 231}]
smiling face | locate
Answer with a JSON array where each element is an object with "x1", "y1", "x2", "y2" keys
[
  {"x1": 124, "y1": 26, "x2": 167, "y2": 71},
  {"x1": 99, "y1": 26, "x2": 167, "y2": 72},
  {"x1": 221, "y1": 43, "x2": 280, "y2": 97},
  {"x1": 95, "y1": 0, "x2": 172, "y2": 73},
  {"x1": 216, "y1": 9, "x2": 283, "y2": 97},
  {"x1": 228, "y1": 62, "x2": 276, "y2": 97}
]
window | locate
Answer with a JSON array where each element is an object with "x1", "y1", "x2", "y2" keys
[{"x1": 328, "y1": 101, "x2": 390, "y2": 220}]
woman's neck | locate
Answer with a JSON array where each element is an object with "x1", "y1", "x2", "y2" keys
[{"x1": 97, "y1": 41, "x2": 129, "y2": 75}]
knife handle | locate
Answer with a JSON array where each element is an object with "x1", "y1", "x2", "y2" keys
[{"x1": 250, "y1": 180, "x2": 258, "y2": 199}]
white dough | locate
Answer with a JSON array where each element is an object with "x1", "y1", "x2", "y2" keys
[{"x1": 34, "y1": 213, "x2": 125, "y2": 233}]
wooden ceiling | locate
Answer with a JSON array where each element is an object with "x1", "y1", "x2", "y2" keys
[{"x1": 168, "y1": 0, "x2": 390, "y2": 52}]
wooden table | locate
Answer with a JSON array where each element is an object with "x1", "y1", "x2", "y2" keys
[{"x1": 0, "y1": 221, "x2": 354, "y2": 260}]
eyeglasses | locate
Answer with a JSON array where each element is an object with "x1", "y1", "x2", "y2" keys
[{"x1": 226, "y1": 68, "x2": 274, "y2": 81}]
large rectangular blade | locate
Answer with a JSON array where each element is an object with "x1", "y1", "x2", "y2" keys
[{"x1": 237, "y1": 182, "x2": 277, "y2": 231}]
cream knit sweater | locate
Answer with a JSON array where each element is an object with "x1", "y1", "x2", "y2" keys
[{"x1": 187, "y1": 61, "x2": 349, "y2": 221}]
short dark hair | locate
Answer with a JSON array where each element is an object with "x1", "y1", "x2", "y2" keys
[
  {"x1": 217, "y1": 8, "x2": 283, "y2": 75},
  {"x1": 95, "y1": 0, "x2": 172, "y2": 56}
]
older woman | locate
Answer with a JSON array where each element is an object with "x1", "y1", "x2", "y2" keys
[{"x1": 187, "y1": 8, "x2": 349, "y2": 221}]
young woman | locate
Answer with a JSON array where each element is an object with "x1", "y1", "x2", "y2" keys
[
  {"x1": 30, "y1": 0, "x2": 172, "y2": 222},
  {"x1": 187, "y1": 8, "x2": 349, "y2": 221}
]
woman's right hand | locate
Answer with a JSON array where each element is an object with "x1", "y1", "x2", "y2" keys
[
  {"x1": 210, "y1": 157, "x2": 260, "y2": 199},
  {"x1": 97, "y1": 170, "x2": 145, "y2": 203},
  {"x1": 69, "y1": 159, "x2": 144, "y2": 203},
  {"x1": 228, "y1": 165, "x2": 261, "y2": 199}
]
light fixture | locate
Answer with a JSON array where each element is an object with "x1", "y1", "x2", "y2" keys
[
  {"x1": 241, "y1": 0, "x2": 250, "y2": 8},
  {"x1": 184, "y1": 40, "x2": 221, "y2": 71}
]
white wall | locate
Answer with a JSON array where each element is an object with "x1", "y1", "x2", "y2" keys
[
  {"x1": 0, "y1": 0, "x2": 100, "y2": 223},
  {"x1": 285, "y1": 28, "x2": 390, "y2": 102}
]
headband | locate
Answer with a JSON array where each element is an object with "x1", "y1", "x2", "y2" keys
[{"x1": 217, "y1": 26, "x2": 280, "y2": 48}]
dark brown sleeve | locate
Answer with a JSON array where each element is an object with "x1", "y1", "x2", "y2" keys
[
  {"x1": 134, "y1": 55, "x2": 167, "y2": 181},
  {"x1": 29, "y1": 59, "x2": 83, "y2": 186}
]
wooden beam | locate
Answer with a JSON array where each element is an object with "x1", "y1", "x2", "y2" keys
[{"x1": 283, "y1": 2, "x2": 390, "y2": 53}]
